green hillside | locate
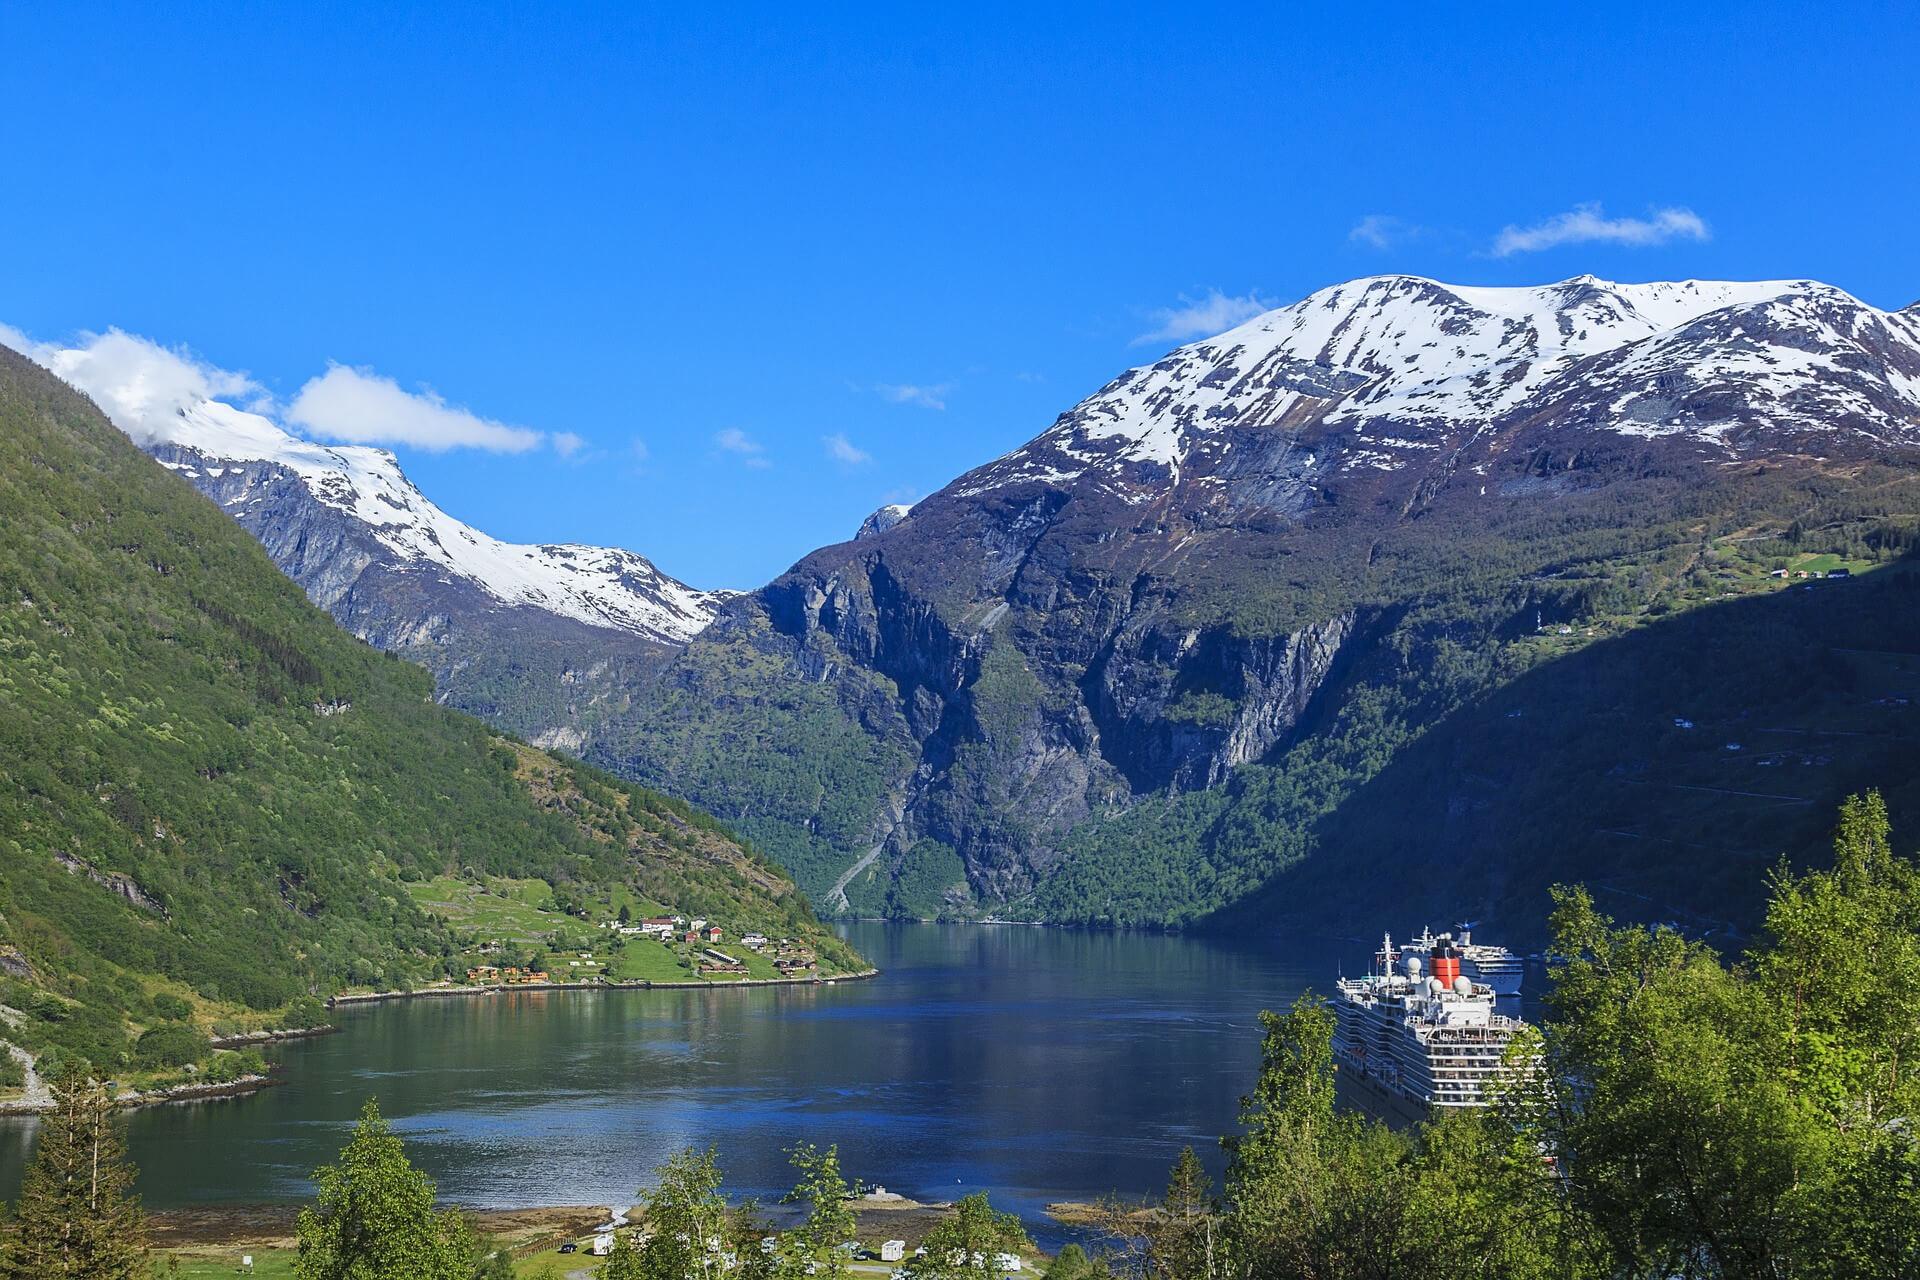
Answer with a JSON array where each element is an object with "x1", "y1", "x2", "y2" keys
[{"x1": 0, "y1": 345, "x2": 857, "y2": 1079}]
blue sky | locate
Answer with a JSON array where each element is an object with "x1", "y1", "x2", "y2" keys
[{"x1": 3, "y1": 3, "x2": 1916, "y2": 588}]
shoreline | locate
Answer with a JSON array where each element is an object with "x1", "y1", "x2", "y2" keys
[
  {"x1": 209, "y1": 1024, "x2": 339, "y2": 1049},
  {"x1": 0, "y1": 1072, "x2": 283, "y2": 1118},
  {"x1": 2, "y1": 971, "x2": 879, "y2": 1117},
  {"x1": 329, "y1": 967, "x2": 881, "y2": 1007}
]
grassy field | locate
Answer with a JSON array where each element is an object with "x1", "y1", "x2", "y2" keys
[
  {"x1": 404, "y1": 876, "x2": 561, "y2": 942},
  {"x1": 162, "y1": 1245, "x2": 579, "y2": 1278},
  {"x1": 165, "y1": 1248, "x2": 297, "y2": 1278}
]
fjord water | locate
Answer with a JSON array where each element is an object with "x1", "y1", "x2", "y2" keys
[{"x1": 1, "y1": 924, "x2": 1364, "y2": 1228}]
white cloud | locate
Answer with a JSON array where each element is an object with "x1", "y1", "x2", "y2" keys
[
  {"x1": 875, "y1": 382, "x2": 951, "y2": 411},
  {"x1": 2, "y1": 326, "x2": 265, "y2": 445},
  {"x1": 823, "y1": 432, "x2": 872, "y2": 465},
  {"x1": 629, "y1": 438, "x2": 651, "y2": 464},
  {"x1": 1348, "y1": 214, "x2": 1422, "y2": 250},
  {"x1": 287, "y1": 364, "x2": 542, "y2": 453},
  {"x1": 5, "y1": 322, "x2": 590, "y2": 462},
  {"x1": 1491, "y1": 203, "x2": 1710, "y2": 257},
  {"x1": 1132, "y1": 290, "x2": 1271, "y2": 346},
  {"x1": 714, "y1": 427, "x2": 771, "y2": 469}
]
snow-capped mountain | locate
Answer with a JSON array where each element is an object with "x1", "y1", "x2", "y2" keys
[
  {"x1": 959, "y1": 275, "x2": 1920, "y2": 500},
  {"x1": 142, "y1": 397, "x2": 719, "y2": 645},
  {"x1": 626, "y1": 274, "x2": 1920, "y2": 916}
]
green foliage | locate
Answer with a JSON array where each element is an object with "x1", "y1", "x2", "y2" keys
[
  {"x1": 281, "y1": 995, "x2": 329, "y2": 1030},
  {"x1": 842, "y1": 840, "x2": 970, "y2": 920},
  {"x1": 147, "y1": 993, "x2": 192, "y2": 1022},
  {"x1": 899, "y1": 1193, "x2": 1027, "y2": 1280},
  {"x1": 611, "y1": 622, "x2": 919, "y2": 902},
  {"x1": 0, "y1": 345, "x2": 854, "y2": 1064},
  {"x1": 293, "y1": 1098, "x2": 476, "y2": 1280},
  {"x1": 132, "y1": 1022, "x2": 209, "y2": 1069},
  {"x1": 598, "y1": 1235, "x2": 644, "y2": 1280},
  {"x1": 629, "y1": 1147, "x2": 732, "y2": 1280},
  {"x1": 1043, "y1": 1244, "x2": 1103, "y2": 1280},
  {"x1": 775, "y1": 1143, "x2": 857, "y2": 1280},
  {"x1": 0, "y1": 1066, "x2": 150, "y2": 1279}
]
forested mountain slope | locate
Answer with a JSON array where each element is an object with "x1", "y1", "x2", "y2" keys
[{"x1": 0, "y1": 344, "x2": 850, "y2": 1074}]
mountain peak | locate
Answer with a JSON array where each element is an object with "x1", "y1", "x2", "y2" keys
[
  {"x1": 955, "y1": 274, "x2": 1920, "y2": 501},
  {"x1": 147, "y1": 401, "x2": 720, "y2": 644},
  {"x1": 855, "y1": 502, "x2": 915, "y2": 540}
]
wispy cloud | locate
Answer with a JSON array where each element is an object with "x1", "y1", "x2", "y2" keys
[
  {"x1": 875, "y1": 382, "x2": 951, "y2": 411},
  {"x1": 1348, "y1": 214, "x2": 1424, "y2": 250},
  {"x1": 287, "y1": 364, "x2": 543, "y2": 453},
  {"x1": 1132, "y1": 289, "x2": 1271, "y2": 346},
  {"x1": 823, "y1": 432, "x2": 871, "y2": 465},
  {"x1": 1491, "y1": 203, "x2": 1710, "y2": 257},
  {"x1": 551, "y1": 431, "x2": 586, "y2": 460},
  {"x1": 714, "y1": 427, "x2": 771, "y2": 468}
]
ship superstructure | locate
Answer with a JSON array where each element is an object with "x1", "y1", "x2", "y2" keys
[
  {"x1": 1410, "y1": 925, "x2": 1524, "y2": 997},
  {"x1": 1332, "y1": 932, "x2": 1534, "y2": 1124}
]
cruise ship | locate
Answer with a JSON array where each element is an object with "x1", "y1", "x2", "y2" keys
[
  {"x1": 1410, "y1": 925, "x2": 1524, "y2": 996},
  {"x1": 1332, "y1": 932, "x2": 1535, "y2": 1125}
]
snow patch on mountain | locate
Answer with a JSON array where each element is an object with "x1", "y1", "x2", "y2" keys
[
  {"x1": 147, "y1": 398, "x2": 719, "y2": 643},
  {"x1": 855, "y1": 502, "x2": 915, "y2": 540},
  {"x1": 958, "y1": 275, "x2": 1920, "y2": 499}
]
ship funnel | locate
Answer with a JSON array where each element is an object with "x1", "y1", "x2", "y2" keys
[{"x1": 1430, "y1": 937, "x2": 1462, "y2": 988}]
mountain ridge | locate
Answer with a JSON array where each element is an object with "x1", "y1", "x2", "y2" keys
[{"x1": 16, "y1": 273, "x2": 1920, "y2": 934}]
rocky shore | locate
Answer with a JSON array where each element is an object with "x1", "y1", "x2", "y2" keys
[{"x1": 329, "y1": 968, "x2": 881, "y2": 1007}]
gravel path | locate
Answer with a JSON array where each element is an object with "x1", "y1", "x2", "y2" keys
[{"x1": 4, "y1": 1042, "x2": 50, "y2": 1109}]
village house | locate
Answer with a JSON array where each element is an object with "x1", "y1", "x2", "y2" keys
[
  {"x1": 704, "y1": 925, "x2": 723, "y2": 943},
  {"x1": 740, "y1": 932, "x2": 769, "y2": 950}
]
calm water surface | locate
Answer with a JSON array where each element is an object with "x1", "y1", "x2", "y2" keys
[{"x1": 1, "y1": 923, "x2": 1371, "y2": 1230}]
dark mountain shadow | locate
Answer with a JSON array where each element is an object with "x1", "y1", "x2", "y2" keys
[{"x1": 1213, "y1": 554, "x2": 1920, "y2": 947}]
